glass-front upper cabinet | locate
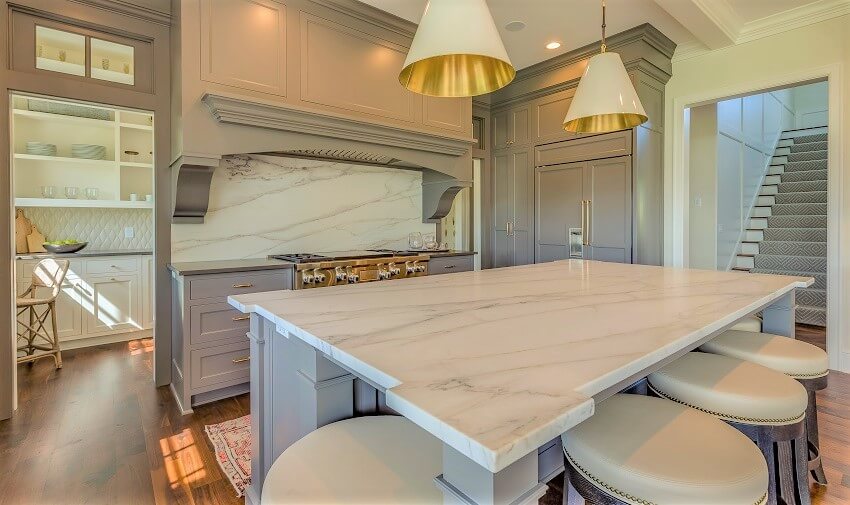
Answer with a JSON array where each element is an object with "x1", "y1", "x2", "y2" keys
[
  {"x1": 11, "y1": 10, "x2": 152, "y2": 93},
  {"x1": 35, "y1": 26, "x2": 86, "y2": 77},
  {"x1": 90, "y1": 38, "x2": 135, "y2": 86}
]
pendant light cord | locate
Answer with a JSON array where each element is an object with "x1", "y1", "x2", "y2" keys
[{"x1": 600, "y1": 0, "x2": 607, "y2": 53}]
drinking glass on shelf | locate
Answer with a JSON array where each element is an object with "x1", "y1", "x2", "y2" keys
[
  {"x1": 84, "y1": 187, "x2": 99, "y2": 200},
  {"x1": 423, "y1": 232, "x2": 438, "y2": 250},
  {"x1": 41, "y1": 186, "x2": 56, "y2": 199},
  {"x1": 64, "y1": 186, "x2": 78, "y2": 199},
  {"x1": 408, "y1": 232, "x2": 423, "y2": 250}
]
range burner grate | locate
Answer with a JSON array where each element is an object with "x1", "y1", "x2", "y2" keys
[{"x1": 271, "y1": 253, "x2": 328, "y2": 264}]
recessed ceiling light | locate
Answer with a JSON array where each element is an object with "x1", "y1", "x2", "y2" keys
[
  {"x1": 504, "y1": 21, "x2": 526, "y2": 32},
  {"x1": 546, "y1": 41, "x2": 561, "y2": 50}
]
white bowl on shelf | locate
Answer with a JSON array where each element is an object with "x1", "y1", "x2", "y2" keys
[
  {"x1": 26, "y1": 142, "x2": 57, "y2": 156},
  {"x1": 71, "y1": 144, "x2": 107, "y2": 160}
]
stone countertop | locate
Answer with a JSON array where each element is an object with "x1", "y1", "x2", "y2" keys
[
  {"x1": 229, "y1": 260, "x2": 811, "y2": 473},
  {"x1": 16, "y1": 249, "x2": 152, "y2": 260},
  {"x1": 168, "y1": 258, "x2": 294, "y2": 276},
  {"x1": 424, "y1": 250, "x2": 477, "y2": 258}
]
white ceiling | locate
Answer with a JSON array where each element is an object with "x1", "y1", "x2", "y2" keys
[{"x1": 359, "y1": 0, "x2": 848, "y2": 68}]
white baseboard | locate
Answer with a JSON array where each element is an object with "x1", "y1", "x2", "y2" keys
[{"x1": 62, "y1": 329, "x2": 152, "y2": 351}]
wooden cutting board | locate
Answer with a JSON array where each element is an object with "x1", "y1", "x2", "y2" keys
[
  {"x1": 26, "y1": 225, "x2": 46, "y2": 253},
  {"x1": 15, "y1": 209, "x2": 31, "y2": 254}
]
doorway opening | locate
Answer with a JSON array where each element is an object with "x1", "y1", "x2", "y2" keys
[
  {"x1": 685, "y1": 81, "x2": 829, "y2": 349},
  {"x1": 10, "y1": 92, "x2": 156, "y2": 404}
]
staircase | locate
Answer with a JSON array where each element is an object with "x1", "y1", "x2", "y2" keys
[{"x1": 733, "y1": 127, "x2": 828, "y2": 327}]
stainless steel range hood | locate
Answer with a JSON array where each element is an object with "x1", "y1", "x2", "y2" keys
[{"x1": 170, "y1": 93, "x2": 474, "y2": 224}]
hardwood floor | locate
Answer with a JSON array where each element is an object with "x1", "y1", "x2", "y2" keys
[
  {"x1": 0, "y1": 328, "x2": 847, "y2": 505},
  {"x1": 0, "y1": 339, "x2": 246, "y2": 505}
]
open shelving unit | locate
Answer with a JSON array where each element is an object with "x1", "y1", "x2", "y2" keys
[{"x1": 11, "y1": 95, "x2": 154, "y2": 209}]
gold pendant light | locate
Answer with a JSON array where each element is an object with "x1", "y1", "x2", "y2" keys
[
  {"x1": 399, "y1": 0, "x2": 516, "y2": 97},
  {"x1": 563, "y1": 0, "x2": 648, "y2": 133}
]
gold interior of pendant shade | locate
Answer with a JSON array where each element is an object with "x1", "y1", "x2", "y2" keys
[
  {"x1": 563, "y1": 112, "x2": 648, "y2": 134},
  {"x1": 399, "y1": 54, "x2": 516, "y2": 97}
]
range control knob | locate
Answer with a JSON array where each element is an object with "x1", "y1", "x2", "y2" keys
[
  {"x1": 378, "y1": 267, "x2": 391, "y2": 280},
  {"x1": 334, "y1": 266, "x2": 347, "y2": 282},
  {"x1": 413, "y1": 261, "x2": 427, "y2": 273},
  {"x1": 302, "y1": 272, "x2": 315, "y2": 284},
  {"x1": 346, "y1": 267, "x2": 359, "y2": 283},
  {"x1": 313, "y1": 269, "x2": 327, "y2": 284},
  {"x1": 405, "y1": 261, "x2": 416, "y2": 274},
  {"x1": 387, "y1": 263, "x2": 401, "y2": 277}
]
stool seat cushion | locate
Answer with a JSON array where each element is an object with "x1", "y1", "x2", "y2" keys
[
  {"x1": 563, "y1": 394, "x2": 768, "y2": 505},
  {"x1": 701, "y1": 330, "x2": 828, "y2": 379},
  {"x1": 731, "y1": 317, "x2": 762, "y2": 332},
  {"x1": 261, "y1": 416, "x2": 441, "y2": 504},
  {"x1": 648, "y1": 353, "x2": 807, "y2": 426}
]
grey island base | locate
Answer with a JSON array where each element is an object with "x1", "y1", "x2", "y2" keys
[{"x1": 229, "y1": 260, "x2": 811, "y2": 505}]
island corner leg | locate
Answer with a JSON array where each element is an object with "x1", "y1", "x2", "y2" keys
[
  {"x1": 245, "y1": 315, "x2": 356, "y2": 505},
  {"x1": 436, "y1": 445, "x2": 548, "y2": 505},
  {"x1": 762, "y1": 290, "x2": 796, "y2": 338}
]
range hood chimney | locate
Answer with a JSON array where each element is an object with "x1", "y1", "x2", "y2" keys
[{"x1": 171, "y1": 94, "x2": 473, "y2": 224}]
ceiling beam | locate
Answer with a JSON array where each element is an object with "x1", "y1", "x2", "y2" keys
[{"x1": 653, "y1": 0, "x2": 741, "y2": 49}]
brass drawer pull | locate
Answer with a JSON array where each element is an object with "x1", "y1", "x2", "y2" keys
[
  {"x1": 232, "y1": 283, "x2": 254, "y2": 288},
  {"x1": 443, "y1": 265, "x2": 456, "y2": 269},
  {"x1": 232, "y1": 314, "x2": 250, "y2": 321},
  {"x1": 232, "y1": 356, "x2": 250, "y2": 364}
]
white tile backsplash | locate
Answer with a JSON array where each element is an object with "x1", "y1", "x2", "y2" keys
[
  {"x1": 20, "y1": 207, "x2": 153, "y2": 250},
  {"x1": 171, "y1": 155, "x2": 436, "y2": 262}
]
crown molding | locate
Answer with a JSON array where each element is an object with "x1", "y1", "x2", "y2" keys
[
  {"x1": 671, "y1": 40, "x2": 711, "y2": 63},
  {"x1": 312, "y1": 0, "x2": 416, "y2": 38},
  {"x1": 69, "y1": 0, "x2": 171, "y2": 26},
  {"x1": 737, "y1": 0, "x2": 850, "y2": 44}
]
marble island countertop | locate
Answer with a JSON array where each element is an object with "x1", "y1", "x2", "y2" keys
[{"x1": 229, "y1": 260, "x2": 812, "y2": 473}]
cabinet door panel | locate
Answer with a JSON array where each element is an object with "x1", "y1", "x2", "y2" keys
[
  {"x1": 511, "y1": 148, "x2": 535, "y2": 264},
  {"x1": 534, "y1": 90, "x2": 578, "y2": 144},
  {"x1": 536, "y1": 163, "x2": 583, "y2": 262},
  {"x1": 583, "y1": 156, "x2": 632, "y2": 263},
  {"x1": 84, "y1": 275, "x2": 139, "y2": 334},
  {"x1": 511, "y1": 106, "x2": 531, "y2": 146},
  {"x1": 493, "y1": 150, "x2": 512, "y2": 267},
  {"x1": 493, "y1": 110, "x2": 509, "y2": 149}
]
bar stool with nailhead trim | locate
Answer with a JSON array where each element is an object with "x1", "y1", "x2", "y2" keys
[
  {"x1": 561, "y1": 394, "x2": 769, "y2": 505},
  {"x1": 702, "y1": 316, "x2": 829, "y2": 486},
  {"x1": 261, "y1": 416, "x2": 441, "y2": 504},
  {"x1": 648, "y1": 352, "x2": 810, "y2": 505}
]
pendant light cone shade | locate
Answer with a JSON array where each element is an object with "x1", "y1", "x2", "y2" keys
[
  {"x1": 563, "y1": 52, "x2": 648, "y2": 133},
  {"x1": 399, "y1": 0, "x2": 516, "y2": 97}
]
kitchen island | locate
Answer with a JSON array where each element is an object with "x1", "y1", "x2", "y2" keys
[{"x1": 229, "y1": 260, "x2": 812, "y2": 505}]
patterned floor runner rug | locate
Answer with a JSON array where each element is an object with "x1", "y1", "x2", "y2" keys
[{"x1": 205, "y1": 415, "x2": 251, "y2": 497}]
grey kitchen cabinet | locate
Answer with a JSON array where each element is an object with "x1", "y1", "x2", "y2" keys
[
  {"x1": 494, "y1": 147, "x2": 535, "y2": 267},
  {"x1": 170, "y1": 266, "x2": 293, "y2": 414},
  {"x1": 493, "y1": 104, "x2": 531, "y2": 150},
  {"x1": 428, "y1": 254, "x2": 475, "y2": 275},
  {"x1": 535, "y1": 155, "x2": 633, "y2": 264}
]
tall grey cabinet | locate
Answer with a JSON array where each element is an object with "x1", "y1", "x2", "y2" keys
[
  {"x1": 493, "y1": 147, "x2": 534, "y2": 267},
  {"x1": 487, "y1": 25, "x2": 674, "y2": 267}
]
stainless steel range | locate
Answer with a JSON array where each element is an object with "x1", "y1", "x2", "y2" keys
[{"x1": 269, "y1": 250, "x2": 429, "y2": 289}]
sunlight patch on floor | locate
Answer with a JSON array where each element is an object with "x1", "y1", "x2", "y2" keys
[{"x1": 160, "y1": 429, "x2": 207, "y2": 490}]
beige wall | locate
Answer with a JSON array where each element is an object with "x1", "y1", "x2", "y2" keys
[{"x1": 664, "y1": 14, "x2": 848, "y2": 370}]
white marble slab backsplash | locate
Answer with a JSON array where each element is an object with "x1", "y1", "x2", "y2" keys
[
  {"x1": 19, "y1": 207, "x2": 153, "y2": 251},
  {"x1": 170, "y1": 155, "x2": 437, "y2": 262}
]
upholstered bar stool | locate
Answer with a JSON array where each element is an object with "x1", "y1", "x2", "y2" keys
[
  {"x1": 16, "y1": 259, "x2": 70, "y2": 369},
  {"x1": 261, "y1": 416, "x2": 441, "y2": 504},
  {"x1": 561, "y1": 394, "x2": 769, "y2": 505},
  {"x1": 648, "y1": 352, "x2": 809, "y2": 505},
  {"x1": 702, "y1": 317, "x2": 829, "y2": 485}
]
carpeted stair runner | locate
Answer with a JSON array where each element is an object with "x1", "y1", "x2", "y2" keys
[{"x1": 735, "y1": 128, "x2": 828, "y2": 326}]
